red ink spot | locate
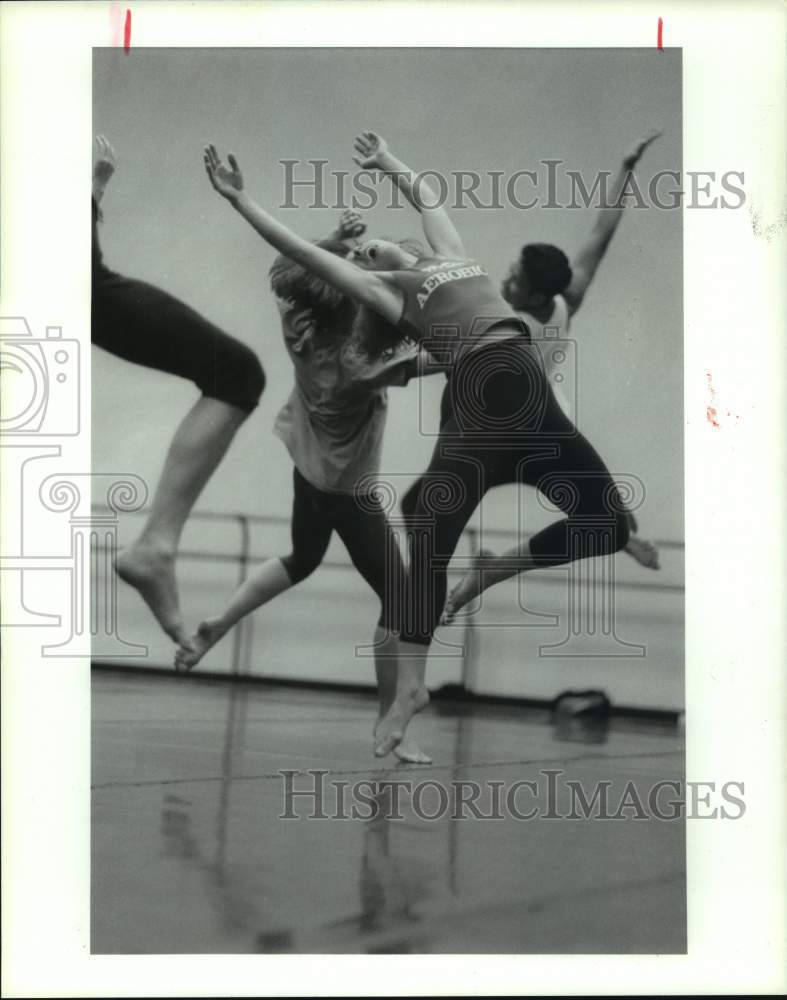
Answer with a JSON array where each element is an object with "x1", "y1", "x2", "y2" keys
[
  {"x1": 657, "y1": 17, "x2": 663, "y2": 50},
  {"x1": 706, "y1": 371, "x2": 720, "y2": 428},
  {"x1": 124, "y1": 9, "x2": 132, "y2": 53},
  {"x1": 705, "y1": 372, "x2": 741, "y2": 427}
]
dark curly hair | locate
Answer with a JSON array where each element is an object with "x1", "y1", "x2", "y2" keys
[{"x1": 520, "y1": 243, "x2": 573, "y2": 298}]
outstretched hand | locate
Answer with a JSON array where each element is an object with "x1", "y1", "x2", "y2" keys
[
  {"x1": 204, "y1": 143, "x2": 244, "y2": 201},
  {"x1": 338, "y1": 209, "x2": 366, "y2": 240},
  {"x1": 93, "y1": 134, "x2": 117, "y2": 185},
  {"x1": 623, "y1": 130, "x2": 662, "y2": 170},
  {"x1": 352, "y1": 130, "x2": 389, "y2": 170}
]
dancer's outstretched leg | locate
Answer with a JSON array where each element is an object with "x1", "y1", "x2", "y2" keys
[
  {"x1": 175, "y1": 557, "x2": 293, "y2": 671},
  {"x1": 116, "y1": 397, "x2": 248, "y2": 645},
  {"x1": 444, "y1": 429, "x2": 631, "y2": 622},
  {"x1": 442, "y1": 529, "x2": 660, "y2": 616},
  {"x1": 373, "y1": 628, "x2": 432, "y2": 764}
]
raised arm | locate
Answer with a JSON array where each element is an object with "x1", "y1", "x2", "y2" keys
[
  {"x1": 564, "y1": 130, "x2": 661, "y2": 316},
  {"x1": 204, "y1": 145, "x2": 402, "y2": 325},
  {"x1": 353, "y1": 131, "x2": 466, "y2": 259},
  {"x1": 92, "y1": 134, "x2": 117, "y2": 205}
]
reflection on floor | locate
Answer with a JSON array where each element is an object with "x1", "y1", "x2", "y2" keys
[{"x1": 92, "y1": 670, "x2": 686, "y2": 954}]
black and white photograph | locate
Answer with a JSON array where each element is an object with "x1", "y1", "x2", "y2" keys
[
  {"x1": 90, "y1": 44, "x2": 686, "y2": 955},
  {"x1": 1, "y1": 1, "x2": 785, "y2": 996}
]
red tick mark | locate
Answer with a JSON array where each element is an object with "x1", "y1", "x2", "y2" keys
[
  {"x1": 657, "y1": 17, "x2": 663, "y2": 50},
  {"x1": 124, "y1": 9, "x2": 132, "y2": 53}
]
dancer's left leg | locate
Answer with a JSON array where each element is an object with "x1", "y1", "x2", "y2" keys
[
  {"x1": 334, "y1": 499, "x2": 432, "y2": 763},
  {"x1": 375, "y1": 428, "x2": 485, "y2": 756},
  {"x1": 94, "y1": 275, "x2": 265, "y2": 644},
  {"x1": 116, "y1": 397, "x2": 248, "y2": 644}
]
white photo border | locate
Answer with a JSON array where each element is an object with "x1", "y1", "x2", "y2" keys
[{"x1": 1, "y1": 0, "x2": 785, "y2": 995}]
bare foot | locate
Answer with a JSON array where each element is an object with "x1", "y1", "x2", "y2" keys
[
  {"x1": 374, "y1": 686, "x2": 430, "y2": 757},
  {"x1": 374, "y1": 719, "x2": 432, "y2": 764},
  {"x1": 625, "y1": 534, "x2": 661, "y2": 570},
  {"x1": 394, "y1": 740, "x2": 433, "y2": 765},
  {"x1": 174, "y1": 617, "x2": 229, "y2": 672},
  {"x1": 116, "y1": 544, "x2": 188, "y2": 644},
  {"x1": 440, "y1": 547, "x2": 495, "y2": 626}
]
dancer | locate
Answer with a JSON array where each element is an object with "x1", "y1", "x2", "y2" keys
[
  {"x1": 175, "y1": 207, "x2": 443, "y2": 763},
  {"x1": 92, "y1": 135, "x2": 266, "y2": 647},
  {"x1": 402, "y1": 132, "x2": 662, "y2": 575},
  {"x1": 499, "y1": 130, "x2": 662, "y2": 570},
  {"x1": 202, "y1": 133, "x2": 630, "y2": 757}
]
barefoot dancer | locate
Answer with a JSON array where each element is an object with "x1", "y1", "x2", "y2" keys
[
  {"x1": 175, "y1": 205, "x2": 442, "y2": 763},
  {"x1": 402, "y1": 132, "x2": 662, "y2": 576},
  {"x1": 201, "y1": 132, "x2": 630, "y2": 758},
  {"x1": 91, "y1": 136, "x2": 266, "y2": 647}
]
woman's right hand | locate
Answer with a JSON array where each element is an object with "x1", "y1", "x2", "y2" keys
[
  {"x1": 622, "y1": 130, "x2": 662, "y2": 170},
  {"x1": 352, "y1": 131, "x2": 389, "y2": 170},
  {"x1": 203, "y1": 143, "x2": 244, "y2": 202}
]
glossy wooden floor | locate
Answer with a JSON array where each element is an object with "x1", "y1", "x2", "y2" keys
[{"x1": 92, "y1": 670, "x2": 686, "y2": 954}]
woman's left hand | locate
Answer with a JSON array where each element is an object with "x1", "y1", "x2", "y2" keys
[
  {"x1": 623, "y1": 130, "x2": 662, "y2": 170},
  {"x1": 93, "y1": 134, "x2": 117, "y2": 184},
  {"x1": 338, "y1": 209, "x2": 366, "y2": 239},
  {"x1": 352, "y1": 131, "x2": 389, "y2": 170}
]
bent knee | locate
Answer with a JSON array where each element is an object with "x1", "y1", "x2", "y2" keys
[
  {"x1": 280, "y1": 552, "x2": 320, "y2": 585},
  {"x1": 242, "y1": 352, "x2": 266, "y2": 407},
  {"x1": 208, "y1": 339, "x2": 266, "y2": 412},
  {"x1": 227, "y1": 345, "x2": 266, "y2": 410}
]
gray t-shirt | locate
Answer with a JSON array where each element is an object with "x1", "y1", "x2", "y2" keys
[{"x1": 273, "y1": 296, "x2": 420, "y2": 494}]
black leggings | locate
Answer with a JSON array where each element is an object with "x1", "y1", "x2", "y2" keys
[
  {"x1": 402, "y1": 375, "x2": 640, "y2": 535},
  {"x1": 401, "y1": 376, "x2": 454, "y2": 525},
  {"x1": 401, "y1": 338, "x2": 630, "y2": 646},
  {"x1": 281, "y1": 467, "x2": 405, "y2": 632},
  {"x1": 92, "y1": 268, "x2": 265, "y2": 413}
]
